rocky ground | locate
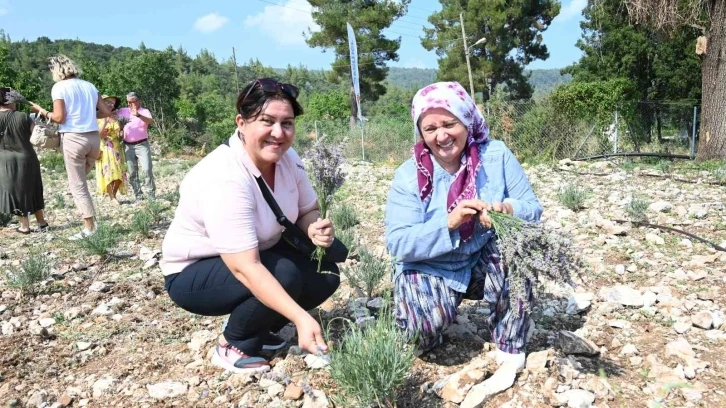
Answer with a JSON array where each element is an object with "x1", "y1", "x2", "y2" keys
[{"x1": 0, "y1": 152, "x2": 725, "y2": 408}]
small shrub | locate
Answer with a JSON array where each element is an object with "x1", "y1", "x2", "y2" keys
[
  {"x1": 713, "y1": 166, "x2": 726, "y2": 184},
  {"x1": 331, "y1": 204, "x2": 360, "y2": 231},
  {"x1": 161, "y1": 187, "x2": 181, "y2": 207},
  {"x1": 329, "y1": 307, "x2": 415, "y2": 408},
  {"x1": 337, "y1": 229, "x2": 358, "y2": 258},
  {"x1": 52, "y1": 193, "x2": 65, "y2": 209},
  {"x1": 0, "y1": 213, "x2": 12, "y2": 227},
  {"x1": 40, "y1": 151, "x2": 65, "y2": 173},
  {"x1": 655, "y1": 159, "x2": 672, "y2": 174},
  {"x1": 627, "y1": 196, "x2": 650, "y2": 222},
  {"x1": 556, "y1": 184, "x2": 590, "y2": 211},
  {"x1": 76, "y1": 222, "x2": 121, "y2": 256},
  {"x1": 131, "y1": 210, "x2": 154, "y2": 237},
  {"x1": 343, "y1": 249, "x2": 389, "y2": 298},
  {"x1": 146, "y1": 200, "x2": 166, "y2": 224},
  {"x1": 3, "y1": 247, "x2": 52, "y2": 293}
]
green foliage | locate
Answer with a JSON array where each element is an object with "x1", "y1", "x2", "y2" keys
[
  {"x1": 343, "y1": 249, "x2": 389, "y2": 299},
  {"x1": 306, "y1": 0, "x2": 410, "y2": 109},
  {"x1": 331, "y1": 204, "x2": 360, "y2": 231},
  {"x1": 422, "y1": 0, "x2": 560, "y2": 101},
  {"x1": 329, "y1": 307, "x2": 415, "y2": 408},
  {"x1": 627, "y1": 196, "x2": 651, "y2": 222},
  {"x1": 307, "y1": 90, "x2": 349, "y2": 120},
  {"x1": 0, "y1": 212, "x2": 12, "y2": 227},
  {"x1": 366, "y1": 86, "x2": 415, "y2": 117},
  {"x1": 131, "y1": 211, "x2": 154, "y2": 237},
  {"x1": 550, "y1": 79, "x2": 636, "y2": 123},
  {"x1": 76, "y1": 222, "x2": 121, "y2": 256},
  {"x1": 52, "y1": 193, "x2": 65, "y2": 209},
  {"x1": 3, "y1": 246, "x2": 52, "y2": 294},
  {"x1": 557, "y1": 184, "x2": 590, "y2": 211},
  {"x1": 564, "y1": 0, "x2": 701, "y2": 102},
  {"x1": 655, "y1": 159, "x2": 672, "y2": 173},
  {"x1": 39, "y1": 152, "x2": 66, "y2": 173},
  {"x1": 336, "y1": 229, "x2": 358, "y2": 258}
]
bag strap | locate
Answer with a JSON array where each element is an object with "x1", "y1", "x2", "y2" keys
[{"x1": 222, "y1": 138, "x2": 292, "y2": 229}]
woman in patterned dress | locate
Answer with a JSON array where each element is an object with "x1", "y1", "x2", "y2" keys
[{"x1": 95, "y1": 95, "x2": 127, "y2": 205}]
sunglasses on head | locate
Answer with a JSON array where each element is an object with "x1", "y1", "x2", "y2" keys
[{"x1": 241, "y1": 78, "x2": 299, "y2": 104}]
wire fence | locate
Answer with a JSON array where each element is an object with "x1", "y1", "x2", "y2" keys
[{"x1": 296, "y1": 100, "x2": 701, "y2": 166}]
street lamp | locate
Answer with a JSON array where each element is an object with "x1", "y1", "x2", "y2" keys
[{"x1": 460, "y1": 12, "x2": 486, "y2": 102}]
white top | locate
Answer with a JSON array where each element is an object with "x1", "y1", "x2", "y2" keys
[
  {"x1": 51, "y1": 78, "x2": 99, "y2": 133},
  {"x1": 160, "y1": 132, "x2": 318, "y2": 276}
]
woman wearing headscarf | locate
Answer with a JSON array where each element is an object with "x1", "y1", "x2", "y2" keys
[
  {"x1": 385, "y1": 82, "x2": 542, "y2": 378},
  {"x1": 95, "y1": 95, "x2": 127, "y2": 204},
  {"x1": 0, "y1": 88, "x2": 48, "y2": 233}
]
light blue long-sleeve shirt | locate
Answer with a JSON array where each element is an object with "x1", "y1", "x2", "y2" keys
[{"x1": 385, "y1": 140, "x2": 543, "y2": 293}]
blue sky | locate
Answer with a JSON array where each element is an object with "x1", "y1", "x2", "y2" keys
[{"x1": 0, "y1": 0, "x2": 586, "y2": 70}]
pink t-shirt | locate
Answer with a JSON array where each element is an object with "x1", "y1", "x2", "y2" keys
[
  {"x1": 160, "y1": 132, "x2": 318, "y2": 275},
  {"x1": 117, "y1": 107, "x2": 152, "y2": 143}
]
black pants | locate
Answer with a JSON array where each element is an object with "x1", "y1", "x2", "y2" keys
[{"x1": 164, "y1": 240, "x2": 340, "y2": 355}]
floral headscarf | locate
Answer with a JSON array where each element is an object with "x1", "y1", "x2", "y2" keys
[{"x1": 411, "y1": 81, "x2": 489, "y2": 241}]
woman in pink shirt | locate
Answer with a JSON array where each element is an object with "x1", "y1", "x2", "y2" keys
[{"x1": 161, "y1": 78, "x2": 341, "y2": 374}]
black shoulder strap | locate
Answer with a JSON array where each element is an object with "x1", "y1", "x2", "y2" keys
[{"x1": 221, "y1": 138, "x2": 291, "y2": 228}]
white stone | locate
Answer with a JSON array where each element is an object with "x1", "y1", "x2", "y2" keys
[
  {"x1": 641, "y1": 291, "x2": 658, "y2": 308},
  {"x1": 38, "y1": 318, "x2": 56, "y2": 328},
  {"x1": 566, "y1": 292, "x2": 594, "y2": 315},
  {"x1": 648, "y1": 201, "x2": 672, "y2": 213},
  {"x1": 304, "y1": 353, "x2": 331, "y2": 369},
  {"x1": 302, "y1": 390, "x2": 329, "y2": 408},
  {"x1": 692, "y1": 311, "x2": 714, "y2": 330},
  {"x1": 598, "y1": 285, "x2": 643, "y2": 307},
  {"x1": 188, "y1": 330, "x2": 216, "y2": 352},
  {"x1": 76, "y1": 342, "x2": 92, "y2": 352},
  {"x1": 88, "y1": 281, "x2": 110, "y2": 293},
  {"x1": 91, "y1": 304, "x2": 113, "y2": 316},
  {"x1": 712, "y1": 310, "x2": 724, "y2": 329},
  {"x1": 645, "y1": 233, "x2": 665, "y2": 245},
  {"x1": 615, "y1": 264, "x2": 626, "y2": 275},
  {"x1": 460, "y1": 367, "x2": 517, "y2": 408},
  {"x1": 1, "y1": 321, "x2": 13, "y2": 335},
  {"x1": 146, "y1": 381, "x2": 188, "y2": 400},
  {"x1": 620, "y1": 344, "x2": 639, "y2": 356},
  {"x1": 92, "y1": 377, "x2": 117, "y2": 398},
  {"x1": 563, "y1": 389, "x2": 595, "y2": 408},
  {"x1": 673, "y1": 322, "x2": 691, "y2": 334}
]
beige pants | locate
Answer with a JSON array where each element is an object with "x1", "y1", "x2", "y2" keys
[{"x1": 61, "y1": 131, "x2": 100, "y2": 218}]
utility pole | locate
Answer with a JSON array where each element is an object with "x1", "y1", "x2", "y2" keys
[
  {"x1": 231, "y1": 47, "x2": 241, "y2": 94},
  {"x1": 460, "y1": 12, "x2": 475, "y2": 101}
]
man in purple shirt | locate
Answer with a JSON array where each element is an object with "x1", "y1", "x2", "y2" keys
[{"x1": 117, "y1": 91, "x2": 156, "y2": 201}]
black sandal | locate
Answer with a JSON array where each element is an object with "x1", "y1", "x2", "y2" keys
[
  {"x1": 15, "y1": 227, "x2": 31, "y2": 235},
  {"x1": 37, "y1": 223, "x2": 50, "y2": 232}
]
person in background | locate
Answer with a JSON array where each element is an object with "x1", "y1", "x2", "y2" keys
[
  {"x1": 30, "y1": 54, "x2": 112, "y2": 240},
  {"x1": 0, "y1": 88, "x2": 48, "y2": 233},
  {"x1": 116, "y1": 92, "x2": 155, "y2": 201},
  {"x1": 95, "y1": 95, "x2": 128, "y2": 205},
  {"x1": 385, "y1": 81, "x2": 542, "y2": 385},
  {"x1": 161, "y1": 78, "x2": 340, "y2": 374}
]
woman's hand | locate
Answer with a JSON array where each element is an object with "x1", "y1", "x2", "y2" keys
[
  {"x1": 29, "y1": 102, "x2": 43, "y2": 113},
  {"x1": 294, "y1": 312, "x2": 328, "y2": 355},
  {"x1": 447, "y1": 199, "x2": 488, "y2": 230},
  {"x1": 477, "y1": 201, "x2": 514, "y2": 228},
  {"x1": 308, "y1": 218, "x2": 335, "y2": 248}
]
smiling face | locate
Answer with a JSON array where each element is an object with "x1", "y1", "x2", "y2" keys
[
  {"x1": 237, "y1": 99, "x2": 296, "y2": 170},
  {"x1": 418, "y1": 107, "x2": 469, "y2": 170}
]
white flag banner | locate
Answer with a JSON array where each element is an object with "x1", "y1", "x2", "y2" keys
[{"x1": 347, "y1": 22, "x2": 363, "y2": 122}]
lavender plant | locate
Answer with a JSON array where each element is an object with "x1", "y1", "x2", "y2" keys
[
  {"x1": 307, "y1": 141, "x2": 346, "y2": 272},
  {"x1": 490, "y1": 212, "x2": 584, "y2": 316}
]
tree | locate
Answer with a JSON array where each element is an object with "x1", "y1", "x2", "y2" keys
[
  {"x1": 622, "y1": 0, "x2": 726, "y2": 160},
  {"x1": 565, "y1": 0, "x2": 701, "y2": 101},
  {"x1": 306, "y1": 0, "x2": 411, "y2": 124},
  {"x1": 422, "y1": 0, "x2": 560, "y2": 101}
]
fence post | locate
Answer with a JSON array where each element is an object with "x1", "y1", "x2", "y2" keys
[
  {"x1": 314, "y1": 120, "x2": 319, "y2": 141},
  {"x1": 691, "y1": 106, "x2": 697, "y2": 159},
  {"x1": 614, "y1": 108, "x2": 619, "y2": 154},
  {"x1": 360, "y1": 125, "x2": 365, "y2": 162}
]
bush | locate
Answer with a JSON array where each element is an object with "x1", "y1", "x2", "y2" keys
[
  {"x1": 655, "y1": 159, "x2": 672, "y2": 174},
  {"x1": 627, "y1": 196, "x2": 650, "y2": 222},
  {"x1": 39, "y1": 151, "x2": 65, "y2": 173},
  {"x1": 131, "y1": 210, "x2": 154, "y2": 237},
  {"x1": 331, "y1": 204, "x2": 360, "y2": 231},
  {"x1": 0, "y1": 212, "x2": 12, "y2": 227},
  {"x1": 3, "y1": 247, "x2": 52, "y2": 294},
  {"x1": 329, "y1": 307, "x2": 415, "y2": 408},
  {"x1": 76, "y1": 222, "x2": 121, "y2": 256},
  {"x1": 336, "y1": 229, "x2": 358, "y2": 258},
  {"x1": 146, "y1": 200, "x2": 166, "y2": 224},
  {"x1": 557, "y1": 184, "x2": 590, "y2": 211},
  {"x1": 343, "y1": 249, "x2": 389, "y2": 298}
]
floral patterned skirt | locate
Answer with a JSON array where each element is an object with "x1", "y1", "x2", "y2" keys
[{"x1": 95, "y1": 136, "x2": 128, "y2": 196}]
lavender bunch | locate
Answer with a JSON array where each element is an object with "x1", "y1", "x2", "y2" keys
[
  {"x1": 308, "y1": 141, "x2": 346, "y2": 272},
  {"x1": 490, "y1": 212, "x2": 584, "y2": 316}
]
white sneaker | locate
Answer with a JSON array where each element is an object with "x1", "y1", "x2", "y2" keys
[{"x1": 69, "y1": 228, "x2": 95, "y2": 241}]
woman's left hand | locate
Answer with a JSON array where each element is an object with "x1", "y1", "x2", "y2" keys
[
  {"x1": 308, "y1": 218, "x2": 335, "y2": 248},
  {"x1": 29, "y1": 102, "x2": 42, "y2": 113},
  {"x1": 478, "y1": 201, "x2": 514, "y2": 228}
]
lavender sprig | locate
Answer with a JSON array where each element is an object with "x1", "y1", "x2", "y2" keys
[
  {"x1": 308, "y1": 141, "x2": 346, "y2": 272},
  {"x1": 490, "y1": 212, "x2": 584, "y2": 316}
]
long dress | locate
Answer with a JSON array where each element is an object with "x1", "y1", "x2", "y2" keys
[
  {"x1": 95, "y1": 117, "x2": 128, "y2": 196},
  {"x1": 0, "y1": 111, "x2": 45, "y2": 215}
]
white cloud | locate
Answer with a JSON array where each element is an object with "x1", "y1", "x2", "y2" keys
[
  {"x1": 244, "y1": 0, "x2": 320, "y2": 46},
  {"x1": 0, "y1": 0, "x2": 10, "y2": 15},
  {"x1": 194, "y1": 12, "x2": 229, "y2": 33},
  {"x1": 557, "y1": 0, "x2": 586, "y2": 21}
]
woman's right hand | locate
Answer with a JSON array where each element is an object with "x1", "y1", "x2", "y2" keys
[
  {"x1": 294, "y1": 312, "x2": 328, "y2": 355},
  {"x1": 447, "y1": 199, "x2": 488, "y2": 230}
]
